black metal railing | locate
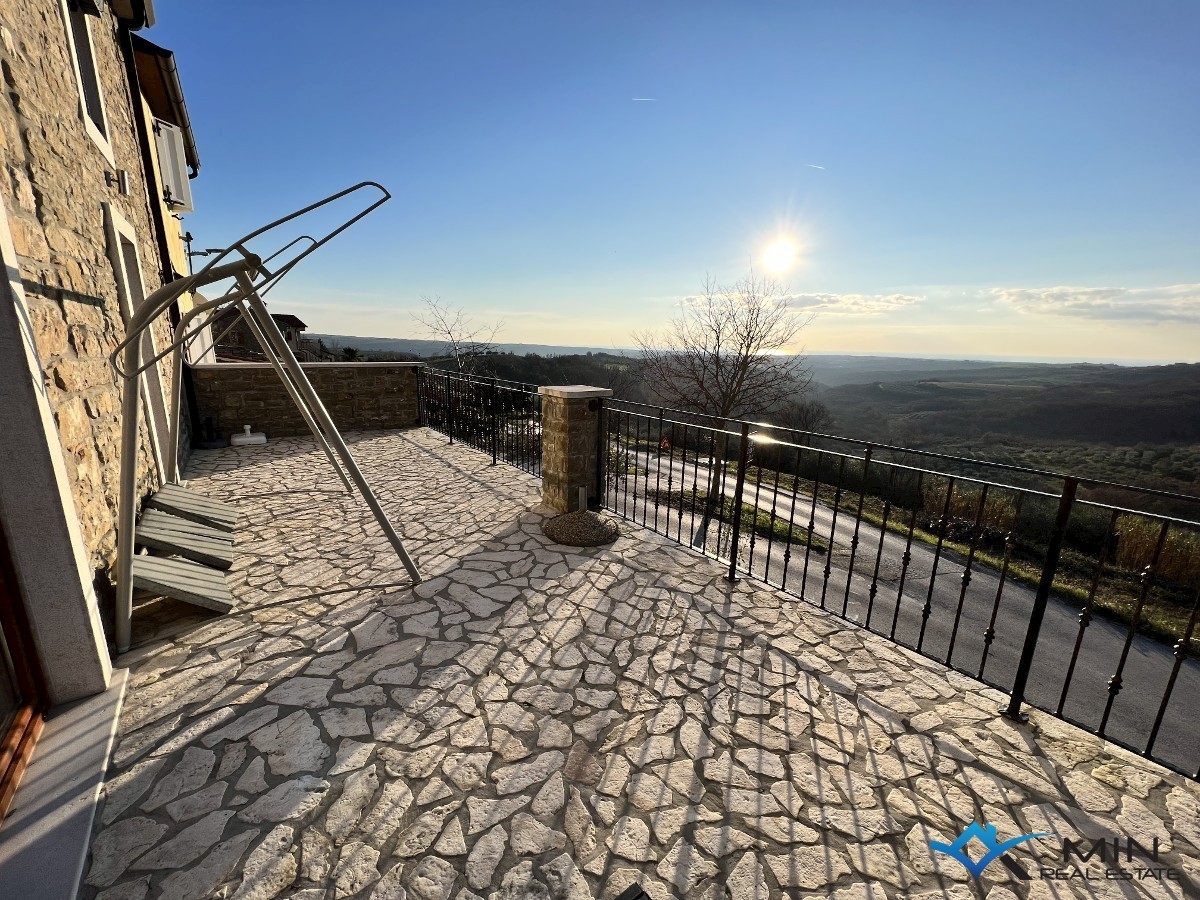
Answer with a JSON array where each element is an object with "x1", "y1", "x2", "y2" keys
[
  {"x1": 600, "y1": 397, "x2": 1200, "y2": 779},
  {"x1": 418, "y1": 369, "x2": 542, "y2": 476}
]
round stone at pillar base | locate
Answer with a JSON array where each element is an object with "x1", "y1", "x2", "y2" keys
[{"x1": 543, "y1": 510, "x2": 620, "y2": 547}]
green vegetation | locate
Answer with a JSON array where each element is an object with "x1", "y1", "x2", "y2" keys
[
  {"x1": 935, "y1": 442, "x2": 1200, "y2": 503},
  {"x1": 746, "y1": 465, "x2": 1199, "y2": 642},
  {"x1": 644, "y1": 487, "x2": 829, "y2": 554},
  {"x1": 820, "y1": 363, "x2": 1200, "y2": 512}
]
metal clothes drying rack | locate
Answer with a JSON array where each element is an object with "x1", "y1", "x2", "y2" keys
[{"x1": 109, "y1": 182, "x2": 422, "y2": 652}]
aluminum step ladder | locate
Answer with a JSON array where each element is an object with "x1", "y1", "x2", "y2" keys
[{"x1": 109, "y1": 183, "x2": 422, "y2": 651}]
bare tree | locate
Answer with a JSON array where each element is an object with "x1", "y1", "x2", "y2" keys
[
  {"x1": 774, "y1": 396, "x2": 832, "y2": 435},
  {"x1": 413, "y1": 295, "x2": 503, "y2": 374},
  {"x1": 633, "y1": 271, "x2": 815, "y2": 550},
  {"x1": 634, "y1": 271, "x2": 812, "y2": 421}
]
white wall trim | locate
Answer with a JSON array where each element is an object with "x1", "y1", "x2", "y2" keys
[
  {"x1": 103, "y1": 202, "x2": 168, "y2": 483},
  {"x1": 0, "y1": 196, "x2": 111, "y2": 704},
  {"x1": 56, "y1": 0, "x2": 116, "y2": 169}
]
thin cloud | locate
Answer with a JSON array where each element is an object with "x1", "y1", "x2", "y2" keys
[
  {"x1": 784, "y1": 292, "x2": 922, "y2": 316},
  {"x1": 993, "y1": 284, "x2": 1200, "y2": 323},
  {"x1": 678, "y1": 292, "x2": 920, "y2": 316},
  {"x1": 631, "y1": 97, "x2": 658, "y2": 102},
  {"x1": 806, "y1": 164, "x2": 825, "y2": 170}
]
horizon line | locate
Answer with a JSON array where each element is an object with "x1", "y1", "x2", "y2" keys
[{"x1": 307, "y1": 333, "x2": 1197, "y2": 367}]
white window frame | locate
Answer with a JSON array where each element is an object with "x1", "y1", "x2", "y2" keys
[
  {"x1": 58, "y1": 0, "x2": 116, "y2": 167},
  {"x1": 104, "y1": 204, "x2": 170, "y2": 482}
]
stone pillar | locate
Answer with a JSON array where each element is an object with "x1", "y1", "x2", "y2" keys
[{"x1": 538, "y1": 385, "x2": 612, "y2": 514}]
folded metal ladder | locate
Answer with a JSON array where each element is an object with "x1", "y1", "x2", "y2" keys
[{"x1": 109, "y1": 183, "x2": 423, "y2": 652}]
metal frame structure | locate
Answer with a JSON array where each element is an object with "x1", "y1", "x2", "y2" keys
[{"x1": 109, "y1": 182, "x2": 422, "y2": 652}]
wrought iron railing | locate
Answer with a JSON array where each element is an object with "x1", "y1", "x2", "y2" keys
[
  {"x1": 600, "y1": 398, "x2": 1200, "y2": 779},
  {"x1": 419, "y1": 369, "x2": 542, "y2": 476}
]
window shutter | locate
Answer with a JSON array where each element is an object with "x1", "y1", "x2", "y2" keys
[{"x1": 153, "y1": 118, "x2": 194, "y2": 213}]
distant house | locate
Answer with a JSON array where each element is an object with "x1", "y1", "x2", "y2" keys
[
  {"x1": 273, "y1": 313, "x2": 307, "y2": 349},
  {"x1": 211, "y1": 308, "x2": 330, "y2": 359}
]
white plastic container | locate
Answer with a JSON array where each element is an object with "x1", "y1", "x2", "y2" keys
[{"x1": 230, "y1": 424, "x2": 266, "y2": 446}]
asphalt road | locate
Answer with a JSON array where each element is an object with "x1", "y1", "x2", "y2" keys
[{"x1": 613, "y1": 449, "x2": 1199, "y2": 777}]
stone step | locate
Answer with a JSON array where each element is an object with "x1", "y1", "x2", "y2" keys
[{"x1": 136, "y1": 509, "x2": 234, "y2": 570}]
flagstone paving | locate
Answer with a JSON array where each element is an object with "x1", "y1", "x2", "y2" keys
[{"x1": 82, "y1": 430, "x2": 1200, "y2": 900}]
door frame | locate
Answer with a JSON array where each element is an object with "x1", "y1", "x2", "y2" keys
[
  {"x1": 0, "y1": 520, "x2": 48, "y2": 824},
  {"x1": 104, "y1": 202, "x2": 170, "y2": 482}
]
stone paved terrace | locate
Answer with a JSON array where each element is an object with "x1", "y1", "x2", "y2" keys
[{"x1": 82, "y1": 429, "x2": 1200, "y2": 900}]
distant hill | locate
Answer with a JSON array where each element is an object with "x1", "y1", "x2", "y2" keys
[
  {"x1": 310, "y1": 334, "x2": 638, "y2": 359},
  {"x1": 308, "y1": 332, "x2": 1198, "y2": 494},
  {"x1": 805, "y1": 356, "x2": 1124, "y2": 388},
  {"x1": 822, "y1": 362, "x2": 1200, "y2": 446},
  {"x1": 311, "y1": 336, "x2": 1150, "y2": 388}
]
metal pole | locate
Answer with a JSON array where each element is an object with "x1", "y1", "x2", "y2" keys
[
  {"x1": 593, "y1": 398, "x2": 605, "y2": 511},
  {"x1": 166, "y1": 333, "x2": 185, "y2": 484},
  {"x1": 235, "y1": 300, "x2": 354, "y2": 492},
  {"x1": 241, "y1": 284, "x2": 422, "y2": 583},
  {"x1": 490, "y1": 377, "x2": 498, "y2": 466},
  {"x1": 1003, "y1": 477, "x2": 1078, "y2": 721},
  {"x1": 166, "y1": 300, "x2": 251, "y2": 482},
  {"x1": 725, "y1": 423, "x2": 751, "y2": 582},
  {"x1": 416, "y1": 365, "x2": 426, "y2": 427},
  {"x1": 114, "y1": 339, "x2": 141, "y2": 653}
]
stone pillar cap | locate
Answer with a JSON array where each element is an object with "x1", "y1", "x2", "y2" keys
[{"x1": 537, "y1": 385, "x2": 613, "y2": 399}]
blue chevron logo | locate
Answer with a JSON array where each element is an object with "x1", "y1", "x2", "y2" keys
[{"x1": 929, "y1": 822, "x2": 1050, "y2": 879}]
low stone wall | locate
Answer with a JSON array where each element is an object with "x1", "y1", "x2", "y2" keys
[{"x1": 190, "y1": 362, "x2": 423, "y2": 439}]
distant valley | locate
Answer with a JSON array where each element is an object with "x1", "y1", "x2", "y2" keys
[{"x1": 312, "y1": 332, "x2": 1200, "y2": 498}]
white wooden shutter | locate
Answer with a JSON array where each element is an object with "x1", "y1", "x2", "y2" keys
[{"x1": 153, "y1": 118, "x2": 194, "y2": 213}]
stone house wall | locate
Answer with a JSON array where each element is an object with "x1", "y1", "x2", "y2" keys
[
  {"x1": 190, "y1": 362, "x2": 423, "y2": 438},
  {"x1": 0, "y1": 1, "x2": 175, "y2": 589}
]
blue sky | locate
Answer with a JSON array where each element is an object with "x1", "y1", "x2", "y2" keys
[{"x1": 155, "y1": 1, "x2": 1200, "y2": 361}]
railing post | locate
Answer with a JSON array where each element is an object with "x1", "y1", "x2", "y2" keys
[
  {"x1": 416, "y1": 365, "x2": 426, "y2": 427},
  {"x1": 593, "y1": 398, "x2": 606, "y2": 510},
  {"x1": 489, "y1": 376, "x2": 499, "y2": 465},
  {"x1": 725, "y1": 422, "x2": 751, "y2": 582},
  {"x1": 1003, "y1": 476, "x2": 1078, "y2": 722}
]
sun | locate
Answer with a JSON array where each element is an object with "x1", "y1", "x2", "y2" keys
[{"x1": 762, "y1": 238, "x2": 798, "y2": 273}]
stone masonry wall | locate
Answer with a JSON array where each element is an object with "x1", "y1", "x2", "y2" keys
[
  {"x1": 190, "y1": 363, "x2": 423, "y2": 438},
  {"x1": 0, "y1": 1, "x2": 176, "y2": 591}
]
